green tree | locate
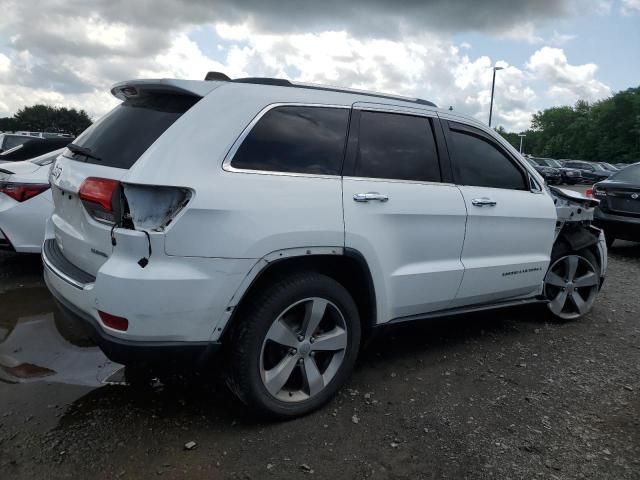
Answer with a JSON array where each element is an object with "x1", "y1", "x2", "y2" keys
[
  {"x1": 9, "y1": 105, "x2": 92, "y2": 136},
  {"x1": 0, "y1": 117, "x2": 17, "y2": 132},
  {"x1": 498, "y1": 86, "x2": 640, "y2": 163}
]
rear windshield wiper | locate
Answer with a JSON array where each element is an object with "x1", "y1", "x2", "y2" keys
[{"x1": 67, "y1": 143, "x2": 102, "y2": 162}]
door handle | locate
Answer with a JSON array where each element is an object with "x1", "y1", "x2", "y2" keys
[
  {"x1": 471, "y1": 197, "x2": 497, "y2": 207},
  {"x1": 353, "y1": 192, "x2": 389, "y2": 203}
]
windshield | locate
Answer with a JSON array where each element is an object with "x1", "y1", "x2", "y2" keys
[
  {"x1": 609, "y1": 164, "x2": 640, "y2": 183},
  {"x1": 546, "y1": 159, "x2": 562, "y2": 168},
  {"x1": 69, "y1": 93, "x2": 200, "y2": 169},
  {"x1": 592, "y1": 163, "x2": 607, "y2": 172},
  {"x1": 1, "y1": 135, "x2": 32, "y2": 151}
]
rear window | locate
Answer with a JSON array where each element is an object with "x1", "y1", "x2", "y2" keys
[
  {"x1": 1, "y1": 135, "x2": 32, "y2": 151},
  {"x1": 610, "y1": 164, "x2": 640, "y2": 183},
  {"x1": 69, "y1": 94, "x2": 199, "y2": 169}
]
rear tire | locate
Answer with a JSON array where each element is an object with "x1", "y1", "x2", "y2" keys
[{"x1": 225, "y1": 272, "x2": 361, "y2": 419}]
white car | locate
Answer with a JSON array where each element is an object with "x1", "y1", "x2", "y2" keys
[
  {"x1": 0, "y1": 149, "x2": 60, "y2": 252},
  {"x1": 43, "y1": 75, "x2": 607, "y2": 418}
]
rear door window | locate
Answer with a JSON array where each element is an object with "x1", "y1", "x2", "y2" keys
[
  {"x1": 68, "y1": 94, "x2": 200, "y2": 169},
  {"x1": 231, "y1": 106, "x2": 350, "y2": 175},
  {"x1": 353, "y1": 111, "x2": 441, "y2": 182}
]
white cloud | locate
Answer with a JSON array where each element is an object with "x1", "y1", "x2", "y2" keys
[
  {"x1": 212, "y1": 26, "x2": 540, "y2": 130},
  {"x1": 497, "y1": 22, "x2": 544, "y2": 44},
  {"x1": 0, "y1": 2, "x2": 615, "y2": 133},
  {"x1": 621, "y1": 0, "x2": 640, "y2": 14},
  {"x1": 0, "y1": 22, "x2": 610, "y2": 133},
  {"x1": 548, "y1": 30, "x2": 577, "y2": 45},
  {"x1": 526, "y1": 46, "x2": 611, "y2": 103}
]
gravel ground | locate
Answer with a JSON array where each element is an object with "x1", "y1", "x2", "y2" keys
[{"x1": 0, "y1": 242, "x2": 638, "y2": 480}]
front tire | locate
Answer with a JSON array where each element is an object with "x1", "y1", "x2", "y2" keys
[
  {"x1": 543, "y1": 246, "x2": 600, "y2": 321},
  {"x1": 225, "y1": 272, "x2": 361, "y2": 419}
]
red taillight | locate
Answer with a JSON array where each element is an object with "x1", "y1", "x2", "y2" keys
[
  {"x1": 79, "y1": 177, "x2": 120, "y2": 211},
  {"x1": 79, "y1": 177, "x2": 120, "y2": 224},
  {"x1": 585, "y1": 188, "x2": 593, "y2": 198},
  {"x1": 0, "y1": 182, "x2": 49, "y2": 202},
  {"x1": 98, "y1": 310, "x2": 129, "y2": 331}
]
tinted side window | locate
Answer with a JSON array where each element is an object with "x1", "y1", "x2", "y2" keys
[
  {"x1": 449, "y1": 125, "x2": 526, "y2": 190},
  {"x1": 231, "y1": 106, "x2": 349, "y2": 175},
  {"x1": 355, "y1": 111, "x2": 441, "y2": 182}
]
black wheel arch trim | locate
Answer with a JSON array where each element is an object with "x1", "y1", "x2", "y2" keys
[{"x1": 220, "y1": 247, "x2": 378, "y2": 340}]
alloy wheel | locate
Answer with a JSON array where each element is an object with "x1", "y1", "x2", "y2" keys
[
  {"x1": 544, "y1": 254, "x2": 599, "y2": 320},
  {"x1": 259, "y1": 297, "x2": 348, "y2": 402}
]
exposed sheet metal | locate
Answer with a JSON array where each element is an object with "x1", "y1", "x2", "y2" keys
[{"x1": 550, "y1": 186, "x2": 598, "y2": 237}]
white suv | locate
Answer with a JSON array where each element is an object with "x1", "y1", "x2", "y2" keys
[{"x1": 43, "y1": 74, "x2": 607, "y2": 418}]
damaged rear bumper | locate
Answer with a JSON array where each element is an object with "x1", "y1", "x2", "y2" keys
[
  {"x1": 45, "y1": 271, "x2": 220, "y2": 365},
  {"x1": 41, "y1": 220, "x2": 255, "y2": 365}
]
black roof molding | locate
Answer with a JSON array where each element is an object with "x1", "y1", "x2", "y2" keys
[
  {"x1": 204, "y1": 72, "x2": 437, "y2": 108},
  {"x1": 204, "y1": 71, "x2": 232, "y2": 81},
  {"x1": 234, "y1": 77, "x2": 293, "y2": 87}
]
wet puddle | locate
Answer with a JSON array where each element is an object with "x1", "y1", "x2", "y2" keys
[{"x1": 0, "y1": 279, "x2": 124, "y2": 389}]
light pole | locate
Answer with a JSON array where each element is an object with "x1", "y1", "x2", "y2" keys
[
  {"x1": 488, "y1": 66, "x2": 503, "y2": 127},
  {"x1": 518, "y1": 133, "x2": 526, "y2": 154}
]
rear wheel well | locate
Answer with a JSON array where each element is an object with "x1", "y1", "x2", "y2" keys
[{"x1": 223, "y1": 252, "x2": 376, "y2": 342}]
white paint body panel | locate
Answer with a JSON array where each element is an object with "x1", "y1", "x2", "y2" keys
[
  {"x1": 343, "y1": 178, "x2": 467, "y2": 321},
  {"x1": 451, "y1": 186, "x2": 557, "y2": 307},
  {"x1": 164, "y1": 172, "x2": 343, "y2": 258},
  {"x1": 0, "y1": 160, "x2": 53, "y2": 253}
]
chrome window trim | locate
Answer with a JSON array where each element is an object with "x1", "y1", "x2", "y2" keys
[
  {"x1": 352, "y1": 103, "x2": 438, "y2": 119},
  {"x1": 528, "y1": 174, "x2": 545, "y2": 194},
  {"x1": 222, "y1": 102, "x2": 351, "y2": 178},
  {"x1": 343, "y1": 175, "x2": 455, "y2": 187}
]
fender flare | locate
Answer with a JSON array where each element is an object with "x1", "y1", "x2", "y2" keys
[{"x1": 209, "y1": 246, "x2": 379, "y2": 341}]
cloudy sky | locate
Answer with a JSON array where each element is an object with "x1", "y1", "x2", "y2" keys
[{"x1": 0, "y1": 0, "x2": 638, "y2": 131}]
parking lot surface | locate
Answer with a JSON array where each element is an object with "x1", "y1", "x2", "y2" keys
[{"x1": 1, "y1": 240, "x2": 638, "y2": 479}]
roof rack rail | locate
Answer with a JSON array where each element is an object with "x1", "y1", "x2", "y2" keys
[{"x1": 203, "y1": 71, "x2": 437, "y2": 108}]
